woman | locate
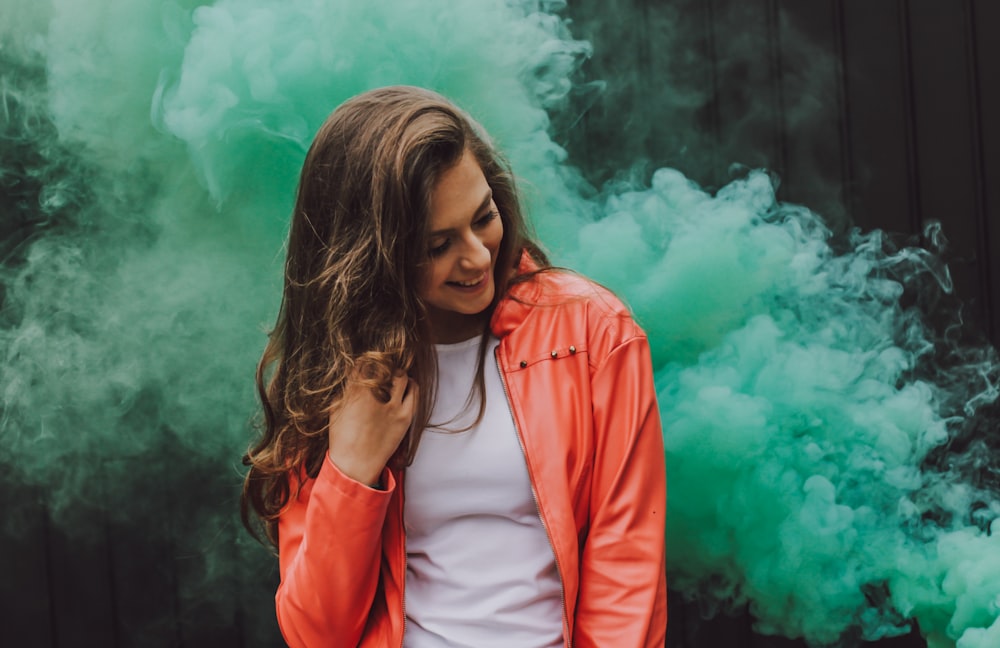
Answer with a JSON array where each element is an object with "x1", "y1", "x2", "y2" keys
[{"x1": 242, "y1": 86, "x2": 667, "y2": 647}]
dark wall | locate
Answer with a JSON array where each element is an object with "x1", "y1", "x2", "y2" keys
[
  {"x1": 560, "y1": 1, "x2": 998, "y2": 646},
  {"x1": 1, "y1": 1, "x2": 996, "y2": 646},
  {"x1": 564, "y1": 0, "x2": 999, "y2": 350}
]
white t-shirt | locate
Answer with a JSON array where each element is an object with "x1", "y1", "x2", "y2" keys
[{"x1": 403, "y1": 335, "x2": 563, "y2": 648}]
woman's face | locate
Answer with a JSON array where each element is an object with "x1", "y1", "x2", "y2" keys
[{"x1": 419, "y1": 149, "x2": 504, "y2": 343}]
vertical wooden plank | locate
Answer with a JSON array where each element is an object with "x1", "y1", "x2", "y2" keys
[
  {"x1": 907, "y1": 0, "x2": 987, "y2": 334},
  {"x1": 664, "y1": 588, "x2": 687, "y2": 648},
  {"x1": 831, "y1": 0, "x2": 855, "y2": 225},
  {"x1": 45, "y1": 507, "x2": 120, "y2": 647},
  {"x1": 970, "y1": 0, "x2": 1000, "y2": 346},
  {"x1": 237, "y1": 530, "x2": 283, "y2": 647},
  {"x1": 773, "y1": 0, "x2": 851, "y2": 230},
  {"x1": 695, "y1": 0, "x2": 724, "y2": 188},
  {"x1": 897, "y1": 0, "x2": 924, "y2": 236},
  {"x1": 766, "y1": 0, "x2": 790, "y2": 189},
  {"x1": 639, "y1": 0, "x2": 724, "y2": 189},
  {"x1": 0, "y1": 490, "x2": 55, "y2": 647},
  {"x1": 840, "y1": 0, "x2": 915, "y2": 234},
  {"x1": 104, "y1": 450, "x2": 182, "y2": 648},
  {"x1": 705, "y1": 0, "x2": 782, "y2": 176},
  {"x1": 162, "y1": 426, "x2": 283, "y2": 647},
  {"x1": 558, "y1": 0, "x2": 649, "y2": 185},
  {"x1": 171, "y1": 454, "x2": 243, "y2": 648},
  {"x1": 691, "y1": 8, "x2": 778, "y2": 645}
]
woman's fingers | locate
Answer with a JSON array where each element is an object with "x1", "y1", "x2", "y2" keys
[
  {"x1": 326, "y1": 371, "x2": 418, "y2": 485},
  {"x1": 402, "y1": 378, "x2": 418, "y2": 416},
  {"x1": 389, "y1": 371, "x2": 409, "y2": 403},
  {"x1": 389, "y1": 374, "x2": 418, "y2": 424}
]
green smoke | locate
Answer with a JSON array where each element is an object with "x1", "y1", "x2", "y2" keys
[{"x1": 2, "y1": 0, "x2": 998, "y2": 646}]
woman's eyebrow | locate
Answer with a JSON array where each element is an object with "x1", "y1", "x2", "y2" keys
[{"x1": 428, "y1": 190, "x2": 493, "y2": 237}]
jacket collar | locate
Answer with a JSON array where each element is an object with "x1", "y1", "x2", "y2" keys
[{"x1": 489, "y1": 250, "x2": 542, "y2": 338}]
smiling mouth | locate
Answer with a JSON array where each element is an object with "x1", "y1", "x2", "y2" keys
[{"x1": 448, "y1": 273, "x2": 487, "y2": 288}]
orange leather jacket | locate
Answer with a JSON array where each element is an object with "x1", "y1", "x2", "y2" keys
[{"x1": 275, "y1": 266, "x2": 668, "y2": 647}]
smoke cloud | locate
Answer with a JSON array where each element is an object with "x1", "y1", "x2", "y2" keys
[{"x1": 1, "y1": 0, "x2": 998, "y2": 646}]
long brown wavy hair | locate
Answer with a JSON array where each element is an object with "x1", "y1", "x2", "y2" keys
[{"x1": 241, "y1": 86, "x2": 547, "y2": 544}]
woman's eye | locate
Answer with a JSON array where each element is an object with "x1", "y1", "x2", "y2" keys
[
  {"x1": 428, "y1": 240, "x2": 450, "y2": 257},
  {"x1": 475, "y1": 209, "x2": 498, "y2": 227}
]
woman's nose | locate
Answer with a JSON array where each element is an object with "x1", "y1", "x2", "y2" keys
[{"x1": 458, "y1": 233, "x2": 490, "y2": 268}]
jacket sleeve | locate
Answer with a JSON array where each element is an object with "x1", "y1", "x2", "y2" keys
[
  {"x1": 575, "y1": 332, "x2": 668, "y2": 647},
  {"x1": 275, "y1": 455, "x2": 394, "y2": 648}
]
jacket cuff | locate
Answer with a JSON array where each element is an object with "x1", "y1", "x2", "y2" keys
[{"x1": 319, "y1": 454, "x2": 396, "y2": 498}]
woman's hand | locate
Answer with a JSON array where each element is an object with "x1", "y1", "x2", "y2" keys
[{"x1": 327, "y1": 371, "x2": 418, "y2": 486}]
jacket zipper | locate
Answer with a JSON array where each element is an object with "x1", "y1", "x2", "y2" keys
[
  {"x1": 399, "y1": 470, "x2": 407, "y2": 648},
  {"x1": 494, "y1": 346, "x2": 571, "y2": 647}
]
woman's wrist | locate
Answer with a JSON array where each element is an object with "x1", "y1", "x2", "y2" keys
[{"x1": 327, "y1": 449, "x2": 385, "y2": 488}]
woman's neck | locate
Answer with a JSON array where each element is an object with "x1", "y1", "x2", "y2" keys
[{"x1": 426, "y1": 307, "x2": 488, "y2": 344}]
